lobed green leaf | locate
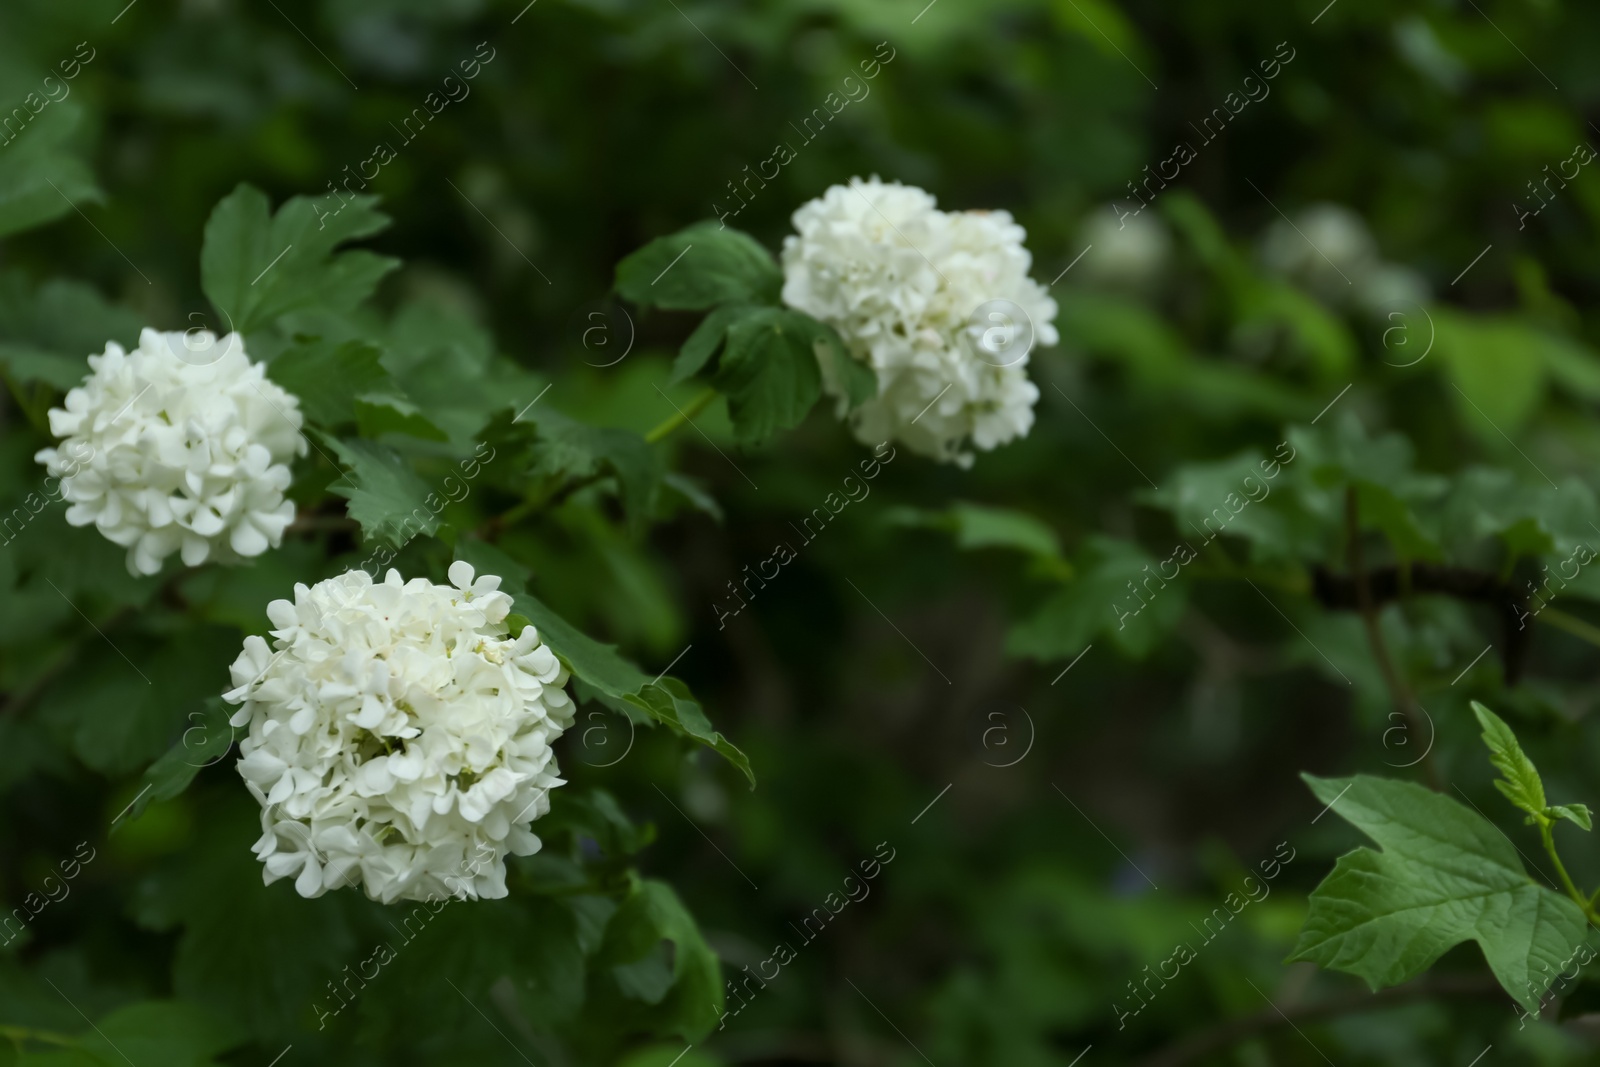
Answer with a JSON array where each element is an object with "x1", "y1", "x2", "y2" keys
[{"x1": 1291, "y1": 774, "x2": 1587, "y2": 1013}]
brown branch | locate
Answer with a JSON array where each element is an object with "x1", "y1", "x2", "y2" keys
[
  {"x1": 1310, "y1": 564, "x2": 1531, "y2": 684},
  {"x1": 1136, "y1": 973, "x2": 1506, "y2": 1067}
]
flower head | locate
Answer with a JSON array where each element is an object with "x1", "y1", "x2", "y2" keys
[
  {"x1": 1077, "y1": 204, "x2": 1172, "y2": 290},
  {"x1": 33, "y1": 328, "x2": 306, "y2": 575},
  {"x1": 781, "y1": 177, "x2": 1058, "y2": 466},
  {"x1": 1258, "y1": 201, "x2": 1430, "y2": 318},
  {"x1": 224, "y1": 563, "x2": 575, "y2": 903}
]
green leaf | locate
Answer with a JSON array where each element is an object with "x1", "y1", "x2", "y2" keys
[
  {"x1": 940, "y1": 503, "x2": 1063, "y2": 558},
  {"x1": 79, "y1": 1001, "x2": 243, "y2": 1067},
  {"x1": 543, "y1": 788, "x2": 657, "y2": 858},
  {"x1": 711, "y1": 307, "x2": 827, "y2": 443},
  {"x1": 0, "y1": 274, "x2": 141, "y2": 390},
  {"x1": 132, "y1": 800, "x2": 358, "y2": 1040},
  {"x1": 1234, "y1": 277, "x2": 1357, "y2": 377},
  {"x1": 1435, "y1": 468, "x2": 1600, "y2": 566},
  {"x1": 0, "y1": 105, "x2": 101, "y2": 241},
  {"x1": 510, "y1": 592, "x2": 753, "y2": 786},
  {"x1": 200, "y1": 183, "x2": 399, "y2": 335},
  {"x1": 352, "y1": 393, "x2": 451, "y2": 442},
  {"x1": 1549, "y1": 804, "x2": 1594, "y2": 831},
  {"x1": 1472, "y1": 701, "x2": 1548, "y2": 821},
  {"x1": 617, "y1": 1047, "x2": 721, "y2": 1067},
  {"x1": 1007, "y1": 535, "x2": 1187, "y2": 661},
  {"x1": 524, "y1": 408, "x2": 663, "y2": 534},
  {"x1": 1141, "y1": 445, "x2": 1321, "y2": 564},
  {"x1": 1287, "y1": 414, "x2": 1448, "y2": 562},
  {"x1": 615, "y1": 222, "x2": 780, "y2": 311},
  {"x1": 1290, "y1": 774, "x2": 1588, "y2": 1013},
  {"x1": 1053, "y1": 290, "x2": 1313, "y2": 418},
  {"x1": 325, "y1": 437, "x2": 440, "y2": 549},
  {"x1": 815, "y1": 329, "x2": 876, "y2": 410},
  {"x1": 671, "y1": 303, "x2": 751, "y2": 384},
  {"x1": 133, "y1": 698, "x2": 237, "y2": 822},
  {"x1": 265, "y1": 338, "x2": 389, "y2": 428},
  {"x1": 379, "y1": 303, "x2": 546, "y2": 445},
  {"x1": 1472, "y1": 701, "x2": 1593, "y2": 831},
  {"x1": 886, "y1": 501, "x2": 1070, "y2": 578},
  {"x1": 1433, "y1": 309, "x2": 1548, "y2": 441},
  {"x1": 39, "y1": 628, "x2": 236, "y2": 776},
  {"x1": 357, "y1": 896, "x2": 590, "y2": 1033},
  {"x1": 661, "y1": 472, "x2": 722, "y2": 523},
  {"x1": 593, "y1": 879, "x2": 723, "y2": 1039},
  {"x1": 15, "y1": 1052, "x2": 100, "y2": 1067}
]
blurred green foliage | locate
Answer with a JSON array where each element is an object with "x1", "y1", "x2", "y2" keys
[{"x1": 6, "y1": 0, "x2": 1600, "y2": 1064}]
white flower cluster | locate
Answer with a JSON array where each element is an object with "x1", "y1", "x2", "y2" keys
[
  {"x1": 224, "y1": 564, "x2": 575, "y2": 903},
  {"x1": 1077, "y1": 204, "x2": 1172, "y2": 290},
  {"x1": 1259, "y1": 202, "x2": 1429, "y2": 316},
  {"x1": 34, "y1": 328, "x2": 306, "y2": 575},
  {"x1": 781, "y1": 177, "x2": 1058, "y2": 467}
]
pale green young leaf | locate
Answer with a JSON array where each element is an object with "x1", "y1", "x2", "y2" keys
[
  {"x1": 1549, "y1": 803, "x2": 1593, "y2": 831},
  {"x1": 1290, "y1": 774, "x2": 1587, "y2": 1013},
  {"x1": 1472, "y1": 701, "x2": 1548, "y2": 822}
]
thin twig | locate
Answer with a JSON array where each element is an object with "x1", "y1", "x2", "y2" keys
[
  {"x1": 475, "y1": 471, "x2": 610, "y2": 542},
  {"x1": 0, "y1": 1024, "x2": 79, "y2": 1050},
  {"x1": 1539, "y1": 606, "x2": 1600, "y2": 651},
  {"x1": 1345, "y1": 488, "x2": 1441, "y2": 790}
]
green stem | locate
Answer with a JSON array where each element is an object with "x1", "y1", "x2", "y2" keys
[
  {"x1": 473, "y1": 471, "x2": 609, "y2": 542},
  {"x1": 644, "y1": 386, "x2": 718, "y2": 444},
  {"x1": 492, "y1": 495, "x2": 543, "y2": 533},
  {"x1": 1539, "y1": 606, "x2": 1600, "y2": 651},
  {"x1": 1540, "y1": 821, "x2": 1600, "y2": 925},
  {"x1": 0, "y1": 1024, "x2": 78, "y2": 1049}
]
